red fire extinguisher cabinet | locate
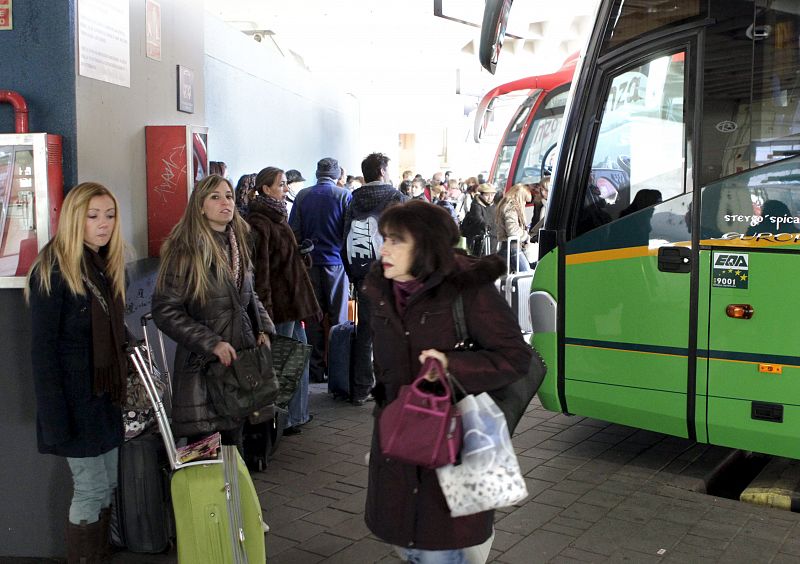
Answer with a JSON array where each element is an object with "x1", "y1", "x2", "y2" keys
[{"x1": 0, "y1": 90, "x2": 64, "y2": 288}]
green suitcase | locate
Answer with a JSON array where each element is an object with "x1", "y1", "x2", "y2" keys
[
  {"x1": 130, "y1": 346, "x2": 267, "y2": 563},
  {"x1": 171, "y1": 446, "x2": 265, "y2": 564}
]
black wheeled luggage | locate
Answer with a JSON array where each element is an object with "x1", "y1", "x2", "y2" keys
[
  {"x1": 242, "y1": 406, "x2": 288, "y2": 472},
  {"x1": 327, "y1": 320, "x2": 355, "y2": 399},
  {"x1": 111, "y1": 313, "x2": 175, "y2": 552},
  {"x1": 111, "y1": 432, "x2": 173, "y2": 552}
]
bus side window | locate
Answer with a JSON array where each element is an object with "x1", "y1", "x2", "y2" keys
[{"x1": 575, "y1": 51, "x2": 688, "y2": 239}]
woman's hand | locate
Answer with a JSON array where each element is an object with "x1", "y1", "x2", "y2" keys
[
  {"x1": 257, "y1": 332, "x2": 271, "y2": 349},
  {"x1": 212, "y1": 341, "x2": 237, "y2": 367},
  {"x1": 419, "y1": 349, "x2": 448, "y2": 381}
]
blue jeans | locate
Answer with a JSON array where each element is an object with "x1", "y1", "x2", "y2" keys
[
  {"x1": 66, "y1": 448, "x2": 118, "y2": 524},
  {"x1": 397, "y1": 547, "x2": 468, "y2": 564},
  {"x1": 498, "y1": 241, "x2": 531, "y2": 273},
  {"x1": 395, "y1": 530, "x2": 494, "y2": 564},
  {"x1": 306, "y1": 264, "x2": 349, "y2": 381},
  {"x1": 275, "y1": 320, "x2": 310, "y2": 427}
]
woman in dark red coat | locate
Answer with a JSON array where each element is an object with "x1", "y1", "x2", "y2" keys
[{"x1": 362, "y1": 200, "x2": 532, "y2": 562}]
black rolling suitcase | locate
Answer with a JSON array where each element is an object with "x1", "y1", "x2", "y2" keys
[
  {"x1": 242, "y1": 406, "x2": 288, "y2": 472},
  {"x1": 111, "y1": 313, "x2": 174, "y2": 553},
  {"x1": 327, "y1": 320, "x2": 355, "y2": 399},
  {"x1": 111, "y1": 432, "x2": 173, "y2": 552}
]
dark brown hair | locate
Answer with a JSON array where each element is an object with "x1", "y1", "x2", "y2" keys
[
  {"x1": 254, "y1": 167, "x2": 284, "y2": 194},
  {"x1": 378, "y1": 200, "x2": 460, "y2": 281}
]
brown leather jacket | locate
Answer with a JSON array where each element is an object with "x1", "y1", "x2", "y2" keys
[{"x1": 152, "y1": 238, "x2": 274, "y2": 438}]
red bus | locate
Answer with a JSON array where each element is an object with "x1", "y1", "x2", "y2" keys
[{"x1": 475, "y1": 54, "x2": 577, "y2": 192}]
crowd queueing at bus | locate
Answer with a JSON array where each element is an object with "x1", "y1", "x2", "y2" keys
[{"x1": 26, "y1": 153, "x2": 549, "y2": 563}]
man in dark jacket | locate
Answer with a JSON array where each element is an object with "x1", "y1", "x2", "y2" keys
[
  {"x1": 460, "y1": 183, "x2": 498, "y2": 256},
  {"x1": 342, "y1": 152, "x2": 408, "y2": 404},
  {"x1": 289, "y1": 157, "x2": 352, "y2": 383}
]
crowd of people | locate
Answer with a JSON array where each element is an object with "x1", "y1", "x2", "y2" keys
[{"x1": 26, "y1": 153, "x2": 550, "y2": 563}]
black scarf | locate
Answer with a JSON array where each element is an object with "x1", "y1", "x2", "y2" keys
[{"x1": 83, "y1": 247, "x2": 127, "y2": 405}]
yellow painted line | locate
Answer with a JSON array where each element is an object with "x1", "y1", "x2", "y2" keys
[
  {"x1": 565, "y1": 245, "x2": 655, "y2": 265},
  {"x1": 701, "y1": 237, "x2": 800, "y2": 248},
  {"x1": 565, "y1": 235, "x2": 800, "y2": 266}
]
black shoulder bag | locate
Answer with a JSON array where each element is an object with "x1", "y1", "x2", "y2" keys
[
  {"x1": 204, "y1": 285, "x2": 279, "y2": 420},
  {"x1": 452, "y1": 293, "x2": 547, "y2": 435}
]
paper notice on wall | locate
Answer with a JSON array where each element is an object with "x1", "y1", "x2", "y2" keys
[
  {"x1": 145, "y1": 0, "x2": 162, "y2": 61},
  {"x1": 78, "y1": 0, "x2": 130, "y2": 88},
  {"x1": 0, "y1": 0, "x2": 12, "y2": 31}
]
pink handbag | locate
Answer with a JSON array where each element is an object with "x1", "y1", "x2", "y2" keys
[{"x1": 379, "y1": 358, "x2": 462, "y2": 469}]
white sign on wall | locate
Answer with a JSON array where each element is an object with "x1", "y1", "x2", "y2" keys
[
  {"x1": 146, "y1": 0, "x2": 162, "y2": 61},
  {"x1": 78, "y1": 0, "x2": 130, "y2": 88}
]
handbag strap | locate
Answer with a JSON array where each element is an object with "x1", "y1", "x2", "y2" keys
[
  {"x1": 452, "y1": 294, "x2": 470, "y2": 351},
  {"x1": 416, "y1": 357, "x2": 458, "y2": 402}
]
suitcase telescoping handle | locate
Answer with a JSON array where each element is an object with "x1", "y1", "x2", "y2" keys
[
  {"x1": 140, "y1": 313, "x2": 172, "y2": 397},
  {"x1": 506, "y1": 235, "x2": 522, "y2": 273},
  {"x1": 130, "y1": 347, "x2": 222, "y2": 471}
]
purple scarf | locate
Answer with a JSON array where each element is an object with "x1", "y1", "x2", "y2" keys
[{"x1": 391, "y1": 278, "x2": 423, "y2": 317}]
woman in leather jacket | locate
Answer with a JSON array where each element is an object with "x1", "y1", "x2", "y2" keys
[{"x1": 152, "y1": 174, "x2": 274, "y2": 448}]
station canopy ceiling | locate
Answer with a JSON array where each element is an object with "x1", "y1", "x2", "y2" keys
[{"x1": 204, "y1": 0, "x2": 599, "y2": 96}]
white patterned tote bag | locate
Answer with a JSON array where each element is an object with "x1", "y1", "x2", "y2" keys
[{"x1": 436, "y1": 392, "x2": 529, "y2": 517}]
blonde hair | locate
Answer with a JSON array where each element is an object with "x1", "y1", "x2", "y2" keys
[
  {"x1": 156, "y1": 175, "x2": 252, "y2": 305},
  {"x1": 496, "y1": 183, "x2": 530, "y2": 225},
  {"x1": 25, "y1": 182, "x2": 126, "y2": 302}
]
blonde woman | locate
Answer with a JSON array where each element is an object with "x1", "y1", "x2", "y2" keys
[
  {"x1": 152, "y1": 174, "x2": 274, "y2": 449},
  {"x1": 26, "y1": 182, "x2": 127, "y2": 561},
  {"x1": 495, "y1": 183, "x2": 532, "y2": 272}
]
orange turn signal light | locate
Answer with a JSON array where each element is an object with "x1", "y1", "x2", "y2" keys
[{"x1": 726, "y1": 304, "x2": 754, "y2": 319}]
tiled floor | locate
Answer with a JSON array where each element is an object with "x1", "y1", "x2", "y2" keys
[{"x1": 102, "y1": 382, "x2": 800, "y2": 563}]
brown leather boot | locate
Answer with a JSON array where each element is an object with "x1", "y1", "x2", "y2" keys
[{"x1": 66, "y1": 520, "x2": 99, "y2": 564}]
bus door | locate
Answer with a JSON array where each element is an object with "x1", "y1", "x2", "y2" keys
[
  {"x1": 558, "y1": 45, "x2": 696, "y2": 438},
  {"x1": 698, "y1": 161, "x2": 800, "y2": 458}
]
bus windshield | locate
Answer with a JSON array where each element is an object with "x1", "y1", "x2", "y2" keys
[
  {"x1": 513, "y1": 88, "x2": 570, "y2": 185},
  {"x1": 490, "y1": 91, "x2": 541, "y2": 188}
]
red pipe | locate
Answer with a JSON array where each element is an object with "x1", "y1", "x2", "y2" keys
[{"x1": 0, "y1": 90, "x2": 29, "y2": 133}]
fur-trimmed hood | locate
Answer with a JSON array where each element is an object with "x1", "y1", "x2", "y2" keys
[{"x1": 447, "y1": 251, "x2": 505, "y2": 289}]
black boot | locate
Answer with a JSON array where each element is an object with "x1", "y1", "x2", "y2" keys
[
  {"x1": 66, "y1": 519, "x2": 100, "y2": 564},
  {"x1": 97, "y1": 507, "x2": 112, "y2": 563}
]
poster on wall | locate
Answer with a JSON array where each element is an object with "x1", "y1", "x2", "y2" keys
[
  {"x1": 145, "y1": 0, "x2": 161, "y2": 61},
  {"x1": 78, "y1": 0, "x2": 131, "y2": 88},
  {"x1": 177, "y1": 65, "x2": 194, "y2": 113},
  {"x1": 0, "y1": 0, "x2": 12, "y2": 30}
]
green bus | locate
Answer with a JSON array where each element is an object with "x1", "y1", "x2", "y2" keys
[{"x1": 482, "y1": 0, "x2": 800, "y2": 459}]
